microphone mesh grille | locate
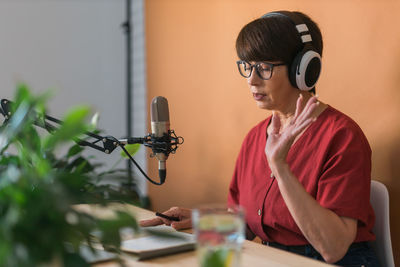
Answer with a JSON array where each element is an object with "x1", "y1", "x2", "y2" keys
[{"x1": 151, "y1": 96, "x2": 170, "y2": 122}]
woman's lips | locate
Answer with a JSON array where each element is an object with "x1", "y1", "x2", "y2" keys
[{"x1": 253, "y1": 93, "x2": 266, "y2": 101}]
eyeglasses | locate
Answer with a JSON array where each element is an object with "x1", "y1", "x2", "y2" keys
[{"x1": 236, "y1": 60, "x2": 285, "y2": 80}]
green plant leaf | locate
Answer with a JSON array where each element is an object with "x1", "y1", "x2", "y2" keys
[
  {"x1": 120, "y1": 144, "x2": 141, "y2": 158},
  {"x1": 43, "y1": 106, "x2": 90, "y2": 150},
  {"x1": 14, "y1": 83, "x2": 31, "y2": 104},
  {"x1": 97, "y1": 211, "x2": 138, "y2": 247},
  {"x1": 66, "y1": 144, "x2": 85, "y2": 158}
]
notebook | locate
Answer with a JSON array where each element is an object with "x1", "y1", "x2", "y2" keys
[
  {"x1": 80, "y1": 244, "x2": 117, "y2": 263},
  {"x1": 121, "y1": 225, "x2": 196, "y2": 260}
]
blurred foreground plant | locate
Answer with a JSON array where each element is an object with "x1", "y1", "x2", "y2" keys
[{"x1": 0, "y1": 85, "x2": 140, "y2": 266}]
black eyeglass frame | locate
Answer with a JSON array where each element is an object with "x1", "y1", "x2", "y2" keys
[{"x1": 236, "y1": 60, "x2": 286, "y2": 80}]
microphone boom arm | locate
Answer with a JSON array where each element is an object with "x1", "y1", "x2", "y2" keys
[
  {"x1": 2, "y1": 98, "x2": 139, "y2": 155},
  {"x1": 0, "y1": 99, "x2": 184, "y2": 185}
]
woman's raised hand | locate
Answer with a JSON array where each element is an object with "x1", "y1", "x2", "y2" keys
[
  {"x1": 265, "y1": 95, "x2": 319, "y2": 167},
  {"x1": 139, "y1": 206, "x2": 192, "y2": 230}
]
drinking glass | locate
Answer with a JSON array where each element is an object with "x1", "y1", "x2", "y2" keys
[{"x1": 192, "y1": 204, "x2": 245, "y2": 267}]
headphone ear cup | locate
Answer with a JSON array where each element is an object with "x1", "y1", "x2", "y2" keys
[
  {"x1": 289, "y1": 51, "x2": 304, "y2": 89},
  {"x1": 291, "y1": 49, "x2": 322, "y2": 91}
]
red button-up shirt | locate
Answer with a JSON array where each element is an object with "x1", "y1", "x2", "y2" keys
[{"x1": 228, "y1": 106, "x2": 375, "y2": 245}]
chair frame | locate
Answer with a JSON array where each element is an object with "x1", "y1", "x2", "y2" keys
[{"x1": 369, "y1": 180, "x2": 395, "y2": 267}]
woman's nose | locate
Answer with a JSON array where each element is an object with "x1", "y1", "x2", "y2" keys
[{"x1": 247, "y1": 68, "x2": 261, "y2": 85}]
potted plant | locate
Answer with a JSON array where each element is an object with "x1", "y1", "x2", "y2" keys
[{"x1": 0, "y1": 85, "x2": 140, "y2": 266}]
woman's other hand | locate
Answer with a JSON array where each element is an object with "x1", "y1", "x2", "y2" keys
[{"x1": 139, "y1": 206, "x2": 192, "y2": 230}]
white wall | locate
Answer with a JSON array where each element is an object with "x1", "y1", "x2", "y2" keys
[
  {"x1": 131, "y1": 0, "x2": 147, "y2": 197},
  {"x1": 0, "y1": 0, "x2": 148, "y2": 196}
]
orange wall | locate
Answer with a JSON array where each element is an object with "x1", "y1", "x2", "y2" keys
[{"x1": 145, "y1": 0, "x2": 400, "y2": 264}]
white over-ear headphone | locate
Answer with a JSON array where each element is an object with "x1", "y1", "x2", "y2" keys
[{"x1": 262, "y1": 11, "x2": 322, "y2": 91}]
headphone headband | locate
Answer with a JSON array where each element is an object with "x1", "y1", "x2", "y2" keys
[{"x1": 261, "y1": 11, "x2": 313, "y2": 44}]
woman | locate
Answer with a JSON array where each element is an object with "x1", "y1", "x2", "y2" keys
[{"x1": 140, "y1": 11, "x2": 380, "y2": 266}]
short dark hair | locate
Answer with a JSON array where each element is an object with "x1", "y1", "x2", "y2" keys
[{"x1": 236, "y1": 11, "x2": 323, "y2": 93}]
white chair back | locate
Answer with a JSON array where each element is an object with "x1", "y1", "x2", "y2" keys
[{"x1": 369, "y1": 180, "x2": 395, "y2": 267}]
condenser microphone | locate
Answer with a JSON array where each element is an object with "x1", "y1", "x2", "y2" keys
[{"x1": 151, "y1": 96, "x2": 170, "y2": 183}]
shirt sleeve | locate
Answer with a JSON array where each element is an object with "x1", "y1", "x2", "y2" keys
[
  {"x1": 316, "y1": 124, "x2": 372, "y2": 226},
  {"x1": 227, "y1": 129, "x2": 252, "y2": 206}
]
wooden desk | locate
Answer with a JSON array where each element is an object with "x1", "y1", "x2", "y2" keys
[{"x1": 77, "y1": 204, "x2": 333, "y2": 267}]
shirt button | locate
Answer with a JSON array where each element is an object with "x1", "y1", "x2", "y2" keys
[{"x1": 258, "y1": 209, "x2": 261, "y2": 216}]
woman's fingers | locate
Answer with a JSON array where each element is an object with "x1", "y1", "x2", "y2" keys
[
  {"x1": 292, "y1": 116, "x2": 317, "y2": 137},
  {"x1": 294, "y1": 94, "x2": 304, "y2": 119},
  {"x1": 139, "y1": 217, "x2": 165, "y2": 227},
  {"x1": 170, "y1": 207, "x2": 193, "y2": 229},
  {"x1": 295, "y1": 96, "x2": 318, "y2": 124},
  {"x1": 168, "y1": 206, "x2": 192, "y2": 219},
  {"x1": 298, "y1": 100, "x2": 319, "y2": 123},
  {"x1": 139, "y1": 207, "x2": 192, "y2": 228},
  {"x1": 171, "y1": 219, "x2": 192, "y2": 230}
]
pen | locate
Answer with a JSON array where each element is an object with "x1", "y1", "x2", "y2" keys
[{"x1": 155, "y1": 212, "x2": 180, "y2": 221}]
